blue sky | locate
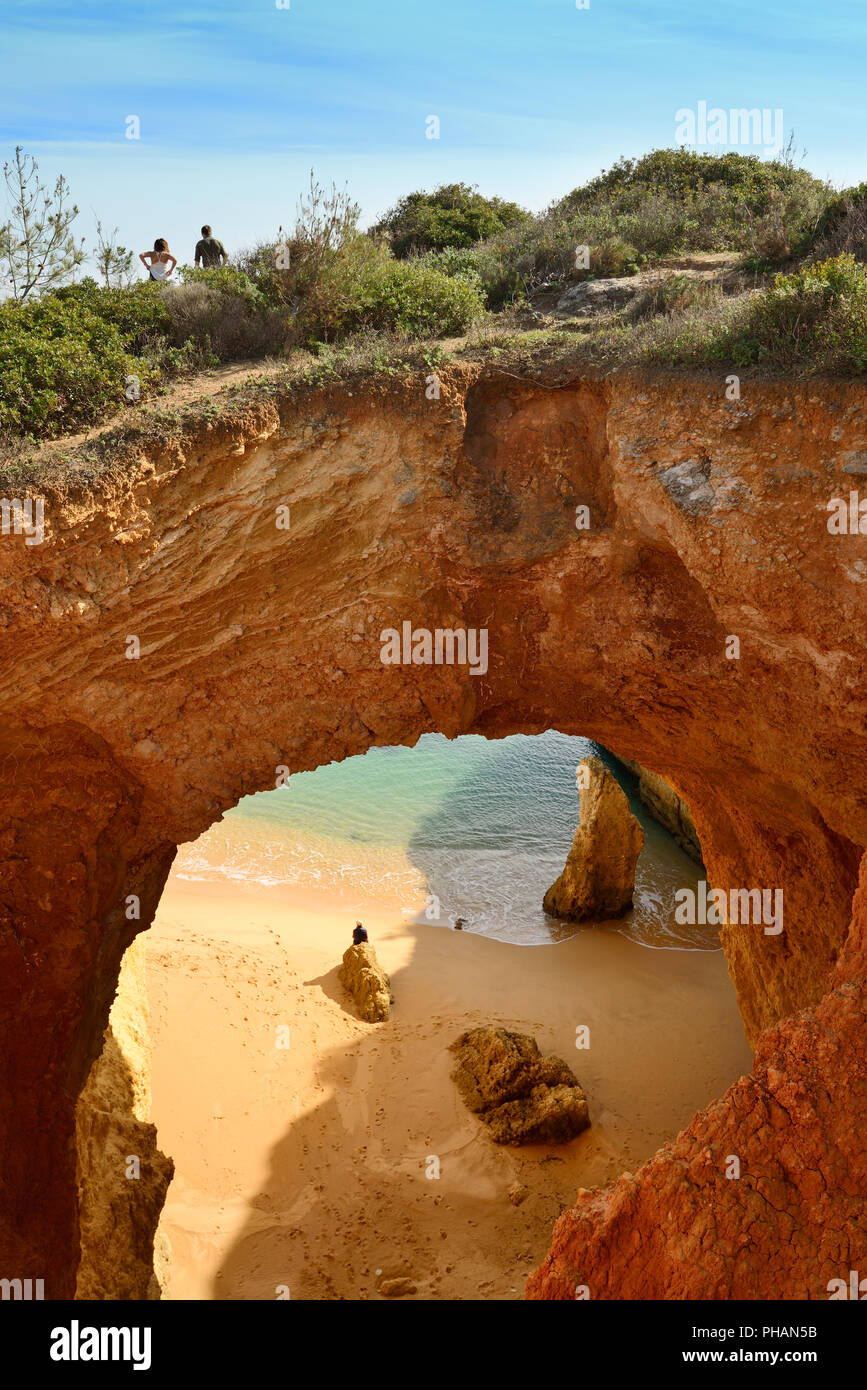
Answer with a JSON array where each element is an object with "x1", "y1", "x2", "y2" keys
[{"x1": 1, "y1": 0, "x2": 865, "y2": 268}]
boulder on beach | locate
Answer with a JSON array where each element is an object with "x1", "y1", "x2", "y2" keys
[
  {"x1": 543, "y1": 755, "x2": 643, "y2": 921},
  {"x1": 449, "y1": 1026, "x2": 590, "y2": 1145},
  {"x1": 340, "y1": 942, "x2": 392, "y2": 1022},
  {"x1": 378, "y1": 1276, "x2": 417, "y2": 1298}
]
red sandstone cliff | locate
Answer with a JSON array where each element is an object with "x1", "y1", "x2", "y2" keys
[{"x1": 0, "y1": 362, "x2": 864, "y2": 1297}]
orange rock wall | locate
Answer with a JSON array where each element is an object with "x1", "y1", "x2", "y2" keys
[{"x1": 0, "y1": 365, "x2": 864, "y2": 1297}]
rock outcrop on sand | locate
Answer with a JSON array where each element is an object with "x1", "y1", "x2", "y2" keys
[
  {"x1": 378, "y1": 1276, "x2": 417, "y2": 1298},
  {"x1": 543, "y1": 757, "x2": 644, "y2": 920},
  {"x1": 450, "y1": 1027, "x2": 590, "y2": 1144},
  {"x1": 553, "y1": 277, "x2": 641, "y2": 318},
  {"x1": 340, "y1": 942, "x2": 392, "y2": 1022}
]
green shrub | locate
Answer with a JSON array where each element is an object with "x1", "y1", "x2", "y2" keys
[
  {"x1": 52, "y1": 272, "x2": 267, "y2": 375},
  {"x1": 725, "y1": 254, "x2": 867, "y2": 369},
  {"x1": 153, "y1": 338, "x2": 219, "y2": 379},
  {"x1": 0, "y1": 293, "x2": 154, "y2": 439},
  {"x1": 158, "y1": 265, "x2": 289, "y2": 361},
  {"x1": 570, "y1": 148, "x2": 826, "y2": 215},
  {"x1": 413, "y1": 244, "x2": 525, "y2": 309},
  {"x1": 179, "y1": 264, "x2": 267, "y2": 307},
  {"x1": 634, "y1": 255, "x2": 867, "y2": 373},
  {"x1": 464, "y1": 214, "x2": 645, "y2": 304},
  {"x1": 54, "y1": 278, "x2": 171, "y2": 351},
  {"x1": 468, "y1": 148, "x2": 831, "y2": 304},
  {"x1": 589, "y1": 236, "x2": 642, "y2": 277},
  {"x1": 412, "y1": 246, "x2": 484, "y2": 279},
  {"x1": 289, "y1": 233, "x2": 390, "y2": 342},
  {"x1": 352, "y1": 256, "x2": 484, "y2": 336},
  {"x1": 244, "y1": 232, "x2": 484, "y2": 343},
  {"x1": 808, "y1": 183, "x2": 867, "y2": 241},
  {"x1": 373, "y1": 183, "x2": 530, "y2": 257},
  {"x1": 466, "y1": 215, "x2": 575, "y2": 302},
  {"x1": 806, "y1": 184, "x2": 867, "y2": 264},
  {"x1": 232, "y1": 240, "x2": 288, "y2": 305}
]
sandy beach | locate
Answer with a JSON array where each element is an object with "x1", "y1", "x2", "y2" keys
[{"x1": 146, "y1": 874, "x2": 754, "y2": 1301}]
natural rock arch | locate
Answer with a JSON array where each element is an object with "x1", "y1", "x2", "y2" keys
[{"x1": 0, "y1": 364, "x2": 864, "y2": 1297}]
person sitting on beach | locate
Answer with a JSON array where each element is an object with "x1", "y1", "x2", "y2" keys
[
  {"x1": 139, "y1": 238, "x2": 177, "y2": 283},
  {"x1": 194, "y1": 224, "x2": 228, "y2": 269},
  {"x1": 352, "y1": 921, "x2": 368, "y2": 945}
]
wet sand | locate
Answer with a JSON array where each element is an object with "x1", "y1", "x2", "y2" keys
[{"x1": 146, "y1": 874, "x2": 753, "y2": 1300}]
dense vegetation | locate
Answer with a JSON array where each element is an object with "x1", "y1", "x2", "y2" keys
[
  {"x1": 372, "y1": 182, "x2": 530, "y2": 257},
  {"x1": 4, "y1": 148, "x2": 867, "y2": 441},
  {"x1": 418, "y1": 148, "x2": 833, "y2": 306},
  {"x1": 0, "y1": 293, "x2": 151, "y2": 439},
  {"x1": 627, "y1": 254, "x2": 867, "y2": 374}
]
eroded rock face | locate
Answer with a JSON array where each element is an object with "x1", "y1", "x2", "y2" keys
[
  {"x1": 543, "y1": 755, "x2": 644, "y2": 920},
  {"x1": 554, "y1": 278, "x2": 641, "y2": 318},
  {"x1": 528, "y1": 854, "x2": 867, "y2": 1299},
  {"x1": 0, "y1": 364, "x2": 865, "y2": 1297},
  {"x1": 450, "y1": 1027, "x2": 590, "y2": 1144},
  {"x1": 75, "y1": 937, "x2": 174, "y2": 1299},
  {"x1": 340, "y1": 942, "x2": 391, "y2": 1022},
  {"x1": 621, "y1": 758, "x2": 702, "y2": 863}
]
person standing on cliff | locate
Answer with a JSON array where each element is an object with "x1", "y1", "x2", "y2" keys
[
  {"x1": 194, "y1": 225, "x2": 228, "y2": 269},
  {"x1": 352, "y1": 921, "x2": 368, "y2": 945},
  {"x1": 139, "y1": 238, "x2": 177, "y2": 282}
]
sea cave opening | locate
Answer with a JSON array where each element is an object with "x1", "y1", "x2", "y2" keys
[{"x1": 139, "y1": 730, "x2": 752, "y2": 1301}]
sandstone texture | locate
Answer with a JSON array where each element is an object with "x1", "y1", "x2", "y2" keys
[
  {"x1": 339, "y1": 942, "x2": 391, "y2": 1022},
  {"x1": 0, "y1": 363, "x2": 865, "y2": 1297},
  {"x1": 528, "y1": 855, "x2": 867, "y2": 1299},
  {"x1": 553, "y1": 261, "x2": 738, "y2": 320},
  {"x1": 554, "y1": 277, "x2": 641, "y2": 318},
  {"x1": 379, "y1": 1277, "x2": 417, "y2": 1298},
  {"x1": 543, "y1": 756, "x2": 644, "y2": 920},
  {"x1": 75, "y1": 937, "x2": 174, "y2": 1299},
  {"x1": 621, "y1": 758, "x2": 703, "y2": 863},
  {"x1": 450, "y1": 1027, "x2": 590, "y2": 1144}
]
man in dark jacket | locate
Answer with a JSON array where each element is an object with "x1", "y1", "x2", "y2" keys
[{"x1": 352, "y1": 921, "x2": 368, "y2": 945}]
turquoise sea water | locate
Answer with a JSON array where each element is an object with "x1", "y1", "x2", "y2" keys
[{"x1": 175, "y1": 731, "x2": 716, "y2": 950}]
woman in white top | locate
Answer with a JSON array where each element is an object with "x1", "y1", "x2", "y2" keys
[{"x1": 139, "y1": 238, "x2": 177, "y2": 282}]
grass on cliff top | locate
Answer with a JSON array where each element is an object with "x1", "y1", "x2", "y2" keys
[
  {"x1": 0, "y1": 324, "x2": 596, "y2": 491},
  {"x1": 463, "y1": 253, "x2": 867, "y2": 377},
  {"x1": 6, "y1": 253, "x2": 867, "y2": 490},
  {"x1": 588, "y1": 253, "x2": 867, "y2": 373},
  {"x1": 400, "y1": 147, "x2": 833, "y2": 306},
  {"x1": 0, "y1": 336, "x2": 463, "y2": 491}
]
